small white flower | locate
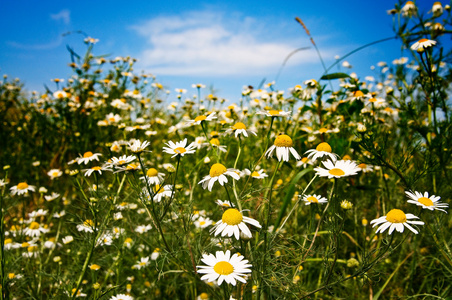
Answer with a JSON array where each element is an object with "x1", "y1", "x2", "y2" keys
[
  {"x1": 410, "y1": 39, "x2": 436, "y2": 52},
  {"x1": 304, "y1": 142, "x2": 339, "y2": 162},
  {"x1": 198, "y1": 164, "x2": 240, "y2": 192},
  {"x1": 211, "y1": 209, "x2": 261, "y2": 240},
  {"x1": 406, "y1": 191, "x2": 448, "y2": 213},
  {"x1": 265, "y1": 134, "x2": 301, "y2": 162},
  {"x1": 301, "y1": 194, "x2": 328, "y2": 205},
  {"x1": 314, "y1": 160, "x2": 360, "y2": 179},
  {"x1": 75, "y1": 151, "x2": 102, "y2": 165},
  {"x1": 128, "y1": 139, "x2": 151, "y2": 154},
  {"x1": 162, "y1": 138, "x2": 197, "y2": 158}
]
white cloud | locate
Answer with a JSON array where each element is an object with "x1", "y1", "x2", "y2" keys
[
  {"x1": 131, "y1": 10, "x2": 327, "y2": 77},
  {"x1": 50, "y1": 9, "x2": 70, "y2": 25}
]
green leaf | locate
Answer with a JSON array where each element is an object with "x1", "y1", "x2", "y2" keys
[{"x1": 320, "y1": 73, "x2": 350, "y2": 80}]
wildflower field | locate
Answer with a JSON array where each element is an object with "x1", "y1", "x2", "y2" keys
[{"x1": 1, "y1": 1, "x2": 452, "y2": 299}]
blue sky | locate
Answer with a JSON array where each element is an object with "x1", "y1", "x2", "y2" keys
[{"x1": 0, "y1": 0, "x2": 444, "y2": 101}]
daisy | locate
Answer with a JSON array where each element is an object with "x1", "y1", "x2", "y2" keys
[
  {"x1": 304, "y1": 142, "x2": 339, "y2": 162},
  {"x1": 187, "y1": 112, "x2": 217, "y2": 126},
  {"x1": 198, "y1": 163, "x2": 240, "y2": 191},
  {"x1": 265, "y1": 134, "x2": 301, "y2": 162},
  {"x1": 211, "y1": 208, "x2": 261, "y2": 240},
  {"x1": 76, "y1": 152, "x2": 102, "y2": 165},
  {"x1": 296, "y1": 157, "x2": 314, "y2": 168},
  {"x1": 357, "y1": 163, "x2": 374, "y2": 173},
  {"x1": 197, "y1": 250, "x2": 252, "y2": 286},
  {"x1": 410, "y1": 39, "x2": 436, "y2": 53},
  {"x1": 105, "y1": 113, "x2": 122, "y2": 124},
  {"x1": 314, "y1": 159, "x2": 361, "y2": 179},
  {"x1": 405, "y1": 191, "x2": 448, "y2": 213},
  {"x1": 104, "y1": 155, "x2": 136, "y2": 169},
  {"x1": 140, "y1": 168, "x2": 165, "y2": 185},
  {"x1": 151, "y1": 248, "x2": 160, "y2": 260},
  {"x1": 370, "y1": 209, "x2": 424, "y2": 234},
  {"x1": 62, "y1": 236, "x2": 74, "y2": 244},
  {"x1": 163, "y1": 138, "x2": 197, "y2": 158},
  {"x1": 77, "y1": 220, "x2": 95, "y2": 233},
  {"x1": 243, "y1": 169, "x2": 268, "y2": 179},
  {"x1": 257, "y1": 109, "x2": 291, "y2": 118},
  {"x1": 135, "y1": 224, "x2": 152, "y2": 234},
  {"x1": 44, "y1": 192, "x2": 60, "y2": 202},
  {"x1": 151, "y1": 185, "x2": 173, "y2": 202},
  {"x1": 301, "y1": 194, "x2": 328, "y2": 205},
  {"x1": 194, "y1": 216, "x2": 213, "y2": 229},
  {"x1": 10, "y1": 182, "x2": 36, "y2": 196},
  {"x1": 128, "y1": 139, "x2": 151, "y2": 154},
  {"x1": 23, "y1": 222, "x2": 49, "y2": 237},
  {"x1": 133, "y1": 257, "x2": 150, "y2": 270},
  {"x1": 216, "y1": 200, "x2": 234, "y2": 208},
  {"x1": 225, "y1": 122, "x2": 257, "y2": 138},
  {"x1": 47, "y1": 169, "x2": 63, "y2": 180},
  {"x1": 432, "y1": 2, "x2": 443, "y2": 17},
  {"x1": 83, "y1": 166, "x2": 104, "y2": 177},
  {"x1": 109, "y1": 294, "x2": 134, "y2": 300},
  {"x1": 401, "y1": 1, "x2": 417, "y2": 17}
]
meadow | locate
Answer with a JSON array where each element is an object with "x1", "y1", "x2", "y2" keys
[{"x1": 1, "y1": 1, "x2": 452, "y2": 299}]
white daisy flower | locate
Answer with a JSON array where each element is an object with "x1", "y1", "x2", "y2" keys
[
  {"x1": 225, "y1": 122, "x2": 257, "y2": 138},
  {"x1": 163, "y1": 138, "x2": 197, "y2": 158},
  {"x1": 75, "y1": 151, "x2": 102, "y2": 165},
  {"x1": 133, "y1": 257, "x2": 150, "y2": 270},
  {"x1": 187, "y1": 112, "x2": 217, "y2": 126},
  {"x1": 216, "y1": 200, "x2": 234, "y2": 208},
  {"x1": 406, "y1": 191, "x2": 448, "y2": 213},
  {"x1": 296, "y1": 157, "x2": 314, "y2": 168},
  {"x1": 314, "y1": 160, "x2": 360, "y2": 179},
  {"x1": 47, "y1": 169, "x2": 63, "y2": 180},
  {"x1": 301, "y1": 194, "x2": 328, "y2": 205},
  {"x1": 62, "y1": 236, "x2": 74, "y2": 244},
  {"x1": 151, "y1": 248, "x2": 160, "y2": 260},
  {"x1": 410, "y1": 38, "x2": 436, "y2": 52},
  {"x1": 211, "y1": 209, "x2": 261, "y2": 240},
  {"x1": 197, "y1": 250, "x2": 252, "y2": 286},
  {"x1": 265, "y1": 134, "x2": 301, "y2": 162},
  {"x1": 44, "y1": 192, "x2": 60, "y2": 202},
  {"x1": 10, "y1": 182, "x2": 36, "y2": 196},
  {"x1": 198, "y1": 163, "x2": 240, "y2": 191},
  {"x1": 135, "y1": 224, "x2": 152, "y2": 234},
  {"x1": 77, "y1": 220, "x2": 95, "y2": 233},
  {"x1": 104, "y1": 155, "x2": 136, "y2": 169},
  {"x1": 23, "y1": 222, "x2": 49, "y2": 237},
  {"x1": 105, "y1": 113, "x2": 122, "y2": 124},
  {"x1": 109, "y1": 294, "x2": 134, "y2": 300},
  {"x1": 28, "y1": 209, "x2": 48, "y2": 219},
  {"x1": 96, "y1": 233, "x2": 113, "y2": 247},
  {"x1": 357, "y1": 163, "x2": 374, "y2": 173},
  {"x1": 370, "y1": 209, "x2": 424, "y2": 234},
  {"x1": 257, "y1": 109, "x2": 291, "y2": 118},
  {"x1": 243, "y1": 169, "x2": 268, "y2": 179},
  {"x1": 194, "y1": 216, "x2": 213, "y2": 229},
  {"x1": 152, "y1": 185, "x2": 173, "y2": 202},
  {"x1": 128, "y1": 139, "x2": 151, "y2": 154},
  {"x1": 83, "y1": 166, "x2": 105, "y2": 177},
  {"x1": 140, "y1": 168, "x2": 165, "y2": 185},
  {"x1": 304, "y1": 142, "x2": 339, "y2": 162}
]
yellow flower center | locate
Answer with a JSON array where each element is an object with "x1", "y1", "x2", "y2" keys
[
  {"x1": 83, "y1": 151, "x2": 93, "y2": 158},
  {"x1": 199, "y1": 293, "x2": 209, "y2": 300},
  {"x1": 210, "y1": 138, "x2": 220, "y2": 146},
  {"x1": 84, "y1": 220, "x2": 94, "y2": 227},
  {"x1": 318, "y1": 128, "x2": 328, "y2": 133},
  {"x1": 29, "y1": 222, "x2": 40, "y2": 229},
  {"x1": 269, "y1": 110, "x2": 280, "y2": 116},
  {"x1": 109, "y1": 117, "x2": 116, "y2": 122},
  {"x1": 386, "y1": 209, "x2": 407, "y2": 223},
  {"x1": 418, "y1": 197, "x2": 434, "y2": 207},
  {"x1": 174, "y1": 147, "x2": 186, "y2": 154},
  {"x1": 233, "y1": 122, "x2": 247, "y2": 130},
  {"x1": 316, "y1": 142, "x2": 332, "y2": 152},
  {"x1": 4, "y1": 238, "x2": 12, "y2": 245},
  {"x1": 329, "y1": 168, "x2": 345, "y2": 176},
  {"x1": 126, "y1": 163, "x2": 139, "y2": 170},
  {"x1": 147, "y1": 168, "x2": 158, "y2": 177},
  {"x1": 301, "y1": 157, "x2": 308, "y2": 163},
  {"x1": 118, "y1": 160, "x2": 126, "y2": 165},
  {"x1": 124, "y1": 238, "x2": 133, "y2": 244},
  {"x1": 92, "y1": 166, "x2": 102, "y2": 171},
  {"x1": 22, "y1": 242, "x2": 30, "y2": 248},
  {"x1": 358, "y1": 163, "x2": 367, "y2": 169},
  {"x1": 222, "y1": 209, "x2": 243, "y2": 225},
  {"x1": 90, "y1": 264, "x2": 101, "y2": 270},
  {"x1": 28, "y1": 246, "x2": 38, "y2": 252},
  {"x1": 307, "y1": 196, "x2": 318, "y2": 203},
  {"x1": 210, "y1": 163, "x2": 227, "y2": 177},
  {"x1": 17, "y1": 182, "x2": 29, "y2": 190},
  {"x1": 213, "y1": 261, "x2": 234, "y2": 275},
  {"x1": 369, "y1": 98, "x2": 377, "y2": 103},
  {"x1": 154, "y1": 185, "x2": 165, "y2": 194},
  {"x1": 251, "y1": 171, "x2": 260, "y2": 178},
  {"x1": 418, "y1": 38, "x2": 428, "y2": 43},
  {"x1": 274, "y1": 135, "x2": 293, "y2": 147},
  {"x1": 8, "y1": 273, "x2": 15, "y2": 279},
  {"x1": 194, "y1": 115, "x2": 207, "y2": 122},
  {"x1": 353, "y1": 90, "x2": 364, "y2": 97},
  {"x1": 199, "y1": 221, "x2": 206, "y2": 226}
]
